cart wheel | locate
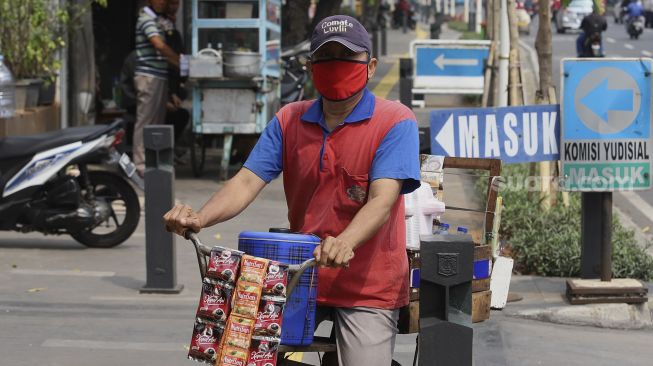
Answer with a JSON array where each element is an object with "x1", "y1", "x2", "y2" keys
[{"x1": 190, "y1": 133, "x2": 207, "y2": 178}]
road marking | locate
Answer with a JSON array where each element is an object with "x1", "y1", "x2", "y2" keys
[
  {"x1": 9, "y1": 269, "x2": 115, "y2": 277},
  {"x1": 607, "y1": 37, "x2": 616, "y2": 44},
  {"x1": 643, "y1": 50, "x2": 653, "y2": 57},
  {"x1": 372, "y1": 60, "x2": 400, "y2": 99},
  {"x1": 42, "y1": 339, "x2": 183, "y2": 352},
  {"x1": 619, "y1": 192, "x2": 653, "y2": 223},
  {"x1": 90, "y1": 295, "x2": 196, "y2": 302},
  {"x1": 416, "y1": 25, "x2": 428, "y2": 40},
  {"x1": 625, "y1": 43, "x2": 634, "y2": 50}
]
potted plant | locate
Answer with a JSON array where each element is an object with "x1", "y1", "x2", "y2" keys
[{"x1": 0, "y1": 0, "x2": 105, "y2": 110}]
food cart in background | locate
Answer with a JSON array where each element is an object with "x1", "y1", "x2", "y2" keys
[{"x1": 188, "y1": 0, "x2": 281, "y2": 179}]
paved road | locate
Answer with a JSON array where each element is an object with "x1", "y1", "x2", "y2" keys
[{"x1": 522, "y1": 16, "x2": 653, "y2": 240}]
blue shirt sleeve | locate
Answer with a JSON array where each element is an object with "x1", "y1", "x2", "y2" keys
[
  {"x1": 370, "y1": 119, "x2": 421, "y2": 194},
  {"x1": 243, "y1": 117, "x2": 283, "y2": 183}
]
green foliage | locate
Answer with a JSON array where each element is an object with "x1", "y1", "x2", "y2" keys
[
  {"x1": 491, "y1": 164, "x2": 653, "y2": 281},
  {"x1": 447, "y1": 20, "x2": 469, "y2": 33},
  {"x1": 460, "y1": 31, "x2": 485, "y2": 40},
  {"x1": 447, "y1": 20, "x2": 484, "y2": 41},
  {"x1": 0, "y1": 0, "x2": 106, "y2": 79}
]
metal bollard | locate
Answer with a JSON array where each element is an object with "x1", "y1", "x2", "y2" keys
[
  {"x1": 419, "y1": 234, "x2": 474, "y2": 366},
  {"x1": 399, "y1": 58, "x2": 413, "y2": 109},
  {"x1": 140, "y1": 125, "x2": 184, "y2": 294},
  {"x1": 381, "y1": 27, "x2": 387, "y2": 56}
]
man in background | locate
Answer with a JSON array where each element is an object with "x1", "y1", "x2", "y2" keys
[{"x1": 133, "y1": 0, "x2": 180, "y2": 176}]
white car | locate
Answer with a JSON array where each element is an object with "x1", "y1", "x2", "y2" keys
[
  {"x1": 517, "y1": 8, "x2": 532, "y2": 34},
  {"x1": 555, "y1": 0, "x2": 594, "y2": 33}
]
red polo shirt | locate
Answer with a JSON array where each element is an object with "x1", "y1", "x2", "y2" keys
[{"x1": 244, "y1": 88, "x2": 420, "y2": 309}]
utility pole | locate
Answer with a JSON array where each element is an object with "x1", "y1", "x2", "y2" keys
[{"x1": 475, "y1": 0, "x2": 482, "y2": 34}]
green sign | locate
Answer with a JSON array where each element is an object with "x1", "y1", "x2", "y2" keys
[{"x1": 563, "y1": 162, "x2": 650, "y2": 190}]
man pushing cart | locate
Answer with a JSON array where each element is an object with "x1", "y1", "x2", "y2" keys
[{"x1": 164, "y1": 15, "x2": 420, "y2": 366}]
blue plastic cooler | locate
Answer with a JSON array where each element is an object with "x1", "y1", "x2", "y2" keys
[{"x1": 238, "y1": 231, "x2": 320, "y2": 346}]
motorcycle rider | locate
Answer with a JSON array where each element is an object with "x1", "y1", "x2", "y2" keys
[
  {"x1": 576, "y1": 6, "x2": 607, "y2": 57},
  {"x1": 626, "y1": 0, "x2": 645, "y2": 26}
]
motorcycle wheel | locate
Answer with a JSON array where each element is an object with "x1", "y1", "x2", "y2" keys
[{"x1": 71, "y1": 171, "x2": 140, "y2": 248}]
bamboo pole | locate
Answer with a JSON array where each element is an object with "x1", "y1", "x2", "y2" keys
[
  {"x1": 482, "y1": 42, "x2": 496, "y2": 108},
  {"x1": 507, "y1": 0, "x2": 520, "y2": 107}
]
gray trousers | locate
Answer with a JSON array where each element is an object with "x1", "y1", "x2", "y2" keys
[
  {"x1": 134, "y1": 74, "x2": 168, "y2": 173},
  {"x1": 316, "y1": 306, "x2": 400, "y2": 366}
]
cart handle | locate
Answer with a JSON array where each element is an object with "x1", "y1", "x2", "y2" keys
[{"x1": 184, "y1": 231, "x2": 316, "y2": 296}]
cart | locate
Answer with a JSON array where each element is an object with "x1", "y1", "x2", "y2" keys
[
  {"x1": 184, "y1": 232, "x2": 337, "y2": 363},
  {"x1": 188, "y1": 0, "x2": 281, "y2": 180}
]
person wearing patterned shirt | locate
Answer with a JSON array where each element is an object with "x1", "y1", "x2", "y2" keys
[{"x1": 133, "y1": 0, "x2": 180, "y2": 176}]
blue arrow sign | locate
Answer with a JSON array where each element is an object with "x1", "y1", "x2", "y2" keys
[
  {"x1": 580, "y1": 78, "x2": 633, "y2": 122},
  {"x1": 430, "y1": 105, "x2": 561, "y2": 163},
  {"x1": 562, "y1": 59, "x2": 651, "y2": 140},
  {"x1": 415, "y1": 47, "x2": 488, "y2": 77}
]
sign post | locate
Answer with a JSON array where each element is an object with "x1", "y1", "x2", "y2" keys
[{"x1": 561, "y1": 58, "x2": 651, "y2": 303}]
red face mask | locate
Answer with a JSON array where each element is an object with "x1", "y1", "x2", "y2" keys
[{"x1": 311, "y1": 59, "x2": 369, "y2": 101}]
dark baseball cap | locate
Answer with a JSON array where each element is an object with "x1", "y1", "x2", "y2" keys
[{"x1": 310, "y1": 15, "x2": 372, "y2": 56}]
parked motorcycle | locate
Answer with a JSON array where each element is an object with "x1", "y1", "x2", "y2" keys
[
  {"x1": 627, "y1": 15, "x2": 645, "y2": 38},
  {"x1": 280, "y1": 41, "x2": 310, "y2": 105},
  {"x1": 0, "y1": 120, "x2": 142, "y2": 248}
]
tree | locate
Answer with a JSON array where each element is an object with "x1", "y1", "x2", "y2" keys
[
  {"x1": 535, "y1": 0, "x2": 553, "y2": 101},
  {"x1": 360, "y1": 0, "x2": 380, "y2": 31},
  {"x1": 310, "y1": 0, "x2": 344, "y2": 31},
  {"x1": 282, "y1": 0, "x2": 344, "y2": 48},
  {"x1": 281, "y1": 0, "x2": 310, "y2": 48}
]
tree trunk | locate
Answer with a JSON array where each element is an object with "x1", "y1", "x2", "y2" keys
[
  {"x1": 535, "y1": 0, "x2": 553, "y2": 102},
  {"x1": 310, "y1": 0, "x2": 345, "y2": 31},
  {"x1": 361, "y1": 0, "x2": 380, "y2": 31},
  {"x1": 534, "y1": 0, "x2": 558, "y2": 208},
  {"x1": 282, "y1": 0, "x2": 311, "y2": 48},
  {"x1": 69, "y1": 0, "x2": 96, "y2": 126},
  {"x1": 486, "y1": 0, "x2": 494, "y2": 39}
]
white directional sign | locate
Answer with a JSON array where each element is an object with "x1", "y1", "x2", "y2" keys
[
  {"x1": 561, "y1": 58, "x2": 652, "y2": 191},
  {"x1": 430, "y1": 105, "x2": 560, "y2": 163},
  {"x1": 411, "y1": 40, "x2": 491, "y2": 95}
]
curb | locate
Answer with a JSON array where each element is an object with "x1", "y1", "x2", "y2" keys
[
  {"x1": 519, "y1": 39, "x2": 540, "y2": 82},
  {"x1": 506, "y1": 301, "x2": 653, "y2": 330}
]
